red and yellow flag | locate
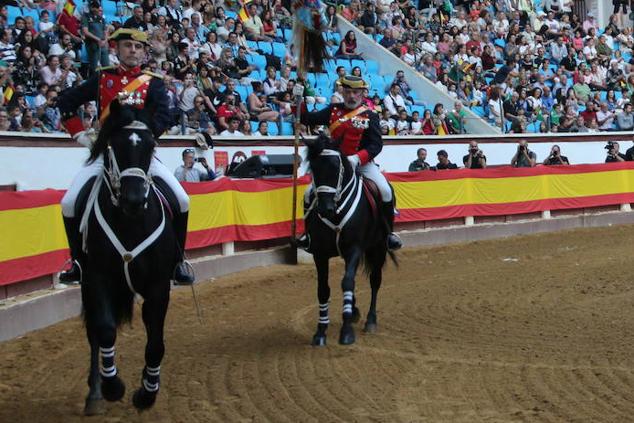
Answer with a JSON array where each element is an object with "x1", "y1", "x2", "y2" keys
[
  {"x1": 238, "y1": 0, "x2": 253, "y2": 22},
  {"x1": 3, "y1": 85, "x2": 13, "y2": 105},
  {"x1": 63, "y1": 0, "x2": 75, "y2": 16}
]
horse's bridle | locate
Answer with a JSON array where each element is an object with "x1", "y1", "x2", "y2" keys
[
  {"x1": 79, "y1": 120, "x2": 165, "y2": 300},
  {"x1": 104, "y1": 120, "x2": 153, "y2": 207},
  {"x1": 306, "y1": 149, "x2": 364, "y2": 257}
]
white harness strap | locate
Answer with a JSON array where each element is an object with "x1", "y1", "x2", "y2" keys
[
  {"x1": 305, "y1": 149, "x2": 364, "y2": 257},
  {"x1": 94, "y1": 185, "x2": 166, "y2": 300}
]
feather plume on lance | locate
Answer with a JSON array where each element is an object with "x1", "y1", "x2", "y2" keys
[{"x1": 291, "y1": 0, "x2": 328, "y2": 74}]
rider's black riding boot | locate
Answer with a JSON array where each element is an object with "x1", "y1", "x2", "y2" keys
[
  {"x1": 382, "y1": 201, "x2": 403, "y2": 251},
  {"x1": 172, "y1": 211, "x2": 195, "y2": 285},
  {"x1": 59, "y1": 216, "x2": 83, "y2": 284}
]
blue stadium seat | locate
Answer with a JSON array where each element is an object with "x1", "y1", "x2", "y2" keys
[
  {"x1": 251, "y1": 121, "x2": 260, "y2": 133},
  {"x1": 600, "y1": 91, "x2": 608, "y2": 101},
  {"x1": 271, "y1": 42, "x2": 286, "y2": 58},
  {"x1": 306, "y1": 72, "x2": 317, "y2": 87},
  {"x1": 335, "y1": 59, "x2": 351, "y2": 73},
  {"x1": 234, "y1": 86, "x2": 248, "y2": 101},
  {"x1": 268, "y1": 123, "x2": 280, "y2": 136},
  {"x1": 615, "y1": 91, "x2": 623, "y2": 100},
  {"x1": 374, "y1": 34, "x2": 384, "y2": 43},
  {"x1": 329, "y1": 32, "x2": 342, "y2": 44},
  {"x1": 246, "y1": 54, "x2": 267, "y2": 70},
  {"x1": 315, "y1": 73, "x2": 331, "y2": 88},
  {"x1": 246, "y1": 40, "x2": 259, "y2": 50},
  {"x1": 314, "y1": 103, "x2": 328, "y2": 111},
  {"x1": 281, "y1": 121, "x2": 293, "y2": 135},
  {"x1": 258, "y1": 42, "x2": 273, "y2": 55},
  {"x1": 248, "y1": 69, "x2": 261, "y2": 80},
  {"x1": 471, "y1": 106, "x2": 485, "y2": 117},
  {"x1": 283, "y1": 28, "x2": 292, "y2": 41},
  {"x1": 365, "y1": 60, "x2": 379, "y2": 75},
  {"x1": 410, "y1": 104, "x2": 426, "y2": 115},
  {"x1": 225, "y1": 10, "x2": 238, "y2": 19}
]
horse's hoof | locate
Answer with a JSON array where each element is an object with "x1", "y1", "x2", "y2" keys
[
  {"x1": 351, "y1": 307, "x2": 361, "y2": 323},
  {"x1": 339, "y1": 326, "x2": 356, "y2": 345},
  {"x1": 84, "y1": 398, "x2": 106, "y2": 416},
  {"x1": 132, "y1": 387, "x2": 157, "y2": 411},
  {"x1": 101, "y1": 376, "x2": 125, "y2": 402},
  {"x1": 311, "y1": 334, "x2": 327, "y2": 346},
  {"x1": 363, "y1": 322, "x2": 378, "y2": 333}
]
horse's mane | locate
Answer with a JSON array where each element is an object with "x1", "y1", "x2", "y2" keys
[
  {"x1": 87, "y1": 100, "x2": 151, "y2": 164},
  {"x1": 304, "y1": 133, "x2": 353, "y2": 177}
]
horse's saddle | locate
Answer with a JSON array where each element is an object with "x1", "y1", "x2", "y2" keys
[{"x1": 362, "y1": 179, "x2": 381, "y2": 221}]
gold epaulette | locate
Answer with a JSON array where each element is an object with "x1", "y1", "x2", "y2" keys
[
  {"x1": 96, "y1": 65, "x2": 115, "y2": 72},
  {"x1": 142, "y1": 70, "x2": 164, "y2": 79}
]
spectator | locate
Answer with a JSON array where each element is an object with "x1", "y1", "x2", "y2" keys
[
  {"x1": 511, "y1": 141, "x2": 537, "y2": 168},
  {"x1": 123, "y1": 6, "x2": 147, "y2": 31},
  {"x1": 174, "y1": 149, "x2": 216, "y2": 182},
  {"x1": 253, "y1": 121, "x2": 269, "y2": 136},
  {"x1": 395, "y1": 109, "x2": 410, "y2": 135},
  {"x1": 596, "y1": 103, "x2": 616, "y2": 131},
  {"x1": 384, "y1": 83, "x2": 406, "y2": 118},
  {"x1": 39, "y1": 55, "x2": 63, "y2": 87},
  {"x1": 421, "y1": 109, "x2": 434, "y2": 135},
  {"x1": 243, "y1": 3, "x2": 269, "y2": 42},
  {"x1": 447, "y1": 101, "x2": 467, "y2": 134},
  {"x1": 0, "y1": 29, "x2": 16, "y2": 64},
  {"x1": 463, "y1": 141, "x2": 487, "y2": 169},
  {"x1": 408, "y1": 147, "x2": 431, "y2": 171},
  {"x1": 435, "y1": 149, "x2": 458, "y2": 170},
  {"x1": 335, "y1": 31, "x2": 362, "y2": 60},
  {"x1": 82, "y1": 1, "x2": 109, "y2": 75},
  {"x1": 220, "y1": 116, "x2": 244, "y2": 137},
  {"x1": 39, "y1": 88, "x2": 60, "y2": 132},
  {"x1": 617, "y1": 103, "x2": 634, "y2": 131},
  {"x1": 432, "y1": 103, "x2": 449, "y2": 135},
  {"x1": 543, "y1": 145, "x2": 570, "y2": 165},
  {"x1": 248, "y1": 81, "x2": 279, "y2": 123},
  {"x1": 606, "y1": 141, "x2": 626, "y2": 162},
  {"x1": 410, "y1": 110, "x2": 422, "y2": 135}
]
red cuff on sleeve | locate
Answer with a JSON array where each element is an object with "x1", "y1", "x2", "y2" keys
[
  {"x1": 357, "y1": 150, "x2": 370, "y2": 165},
  {"x1": 63, "y1": 116, "x2": 84, "y2": 137}
]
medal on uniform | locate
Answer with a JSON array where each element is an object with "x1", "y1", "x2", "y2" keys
[
  {"x1": 106, "y1": 80, "x2": 113, "y2": 88},
  {"x1": 121, "y1": 76, "x2": 128, "y2": 85}
]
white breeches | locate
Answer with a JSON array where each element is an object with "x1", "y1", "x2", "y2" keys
[
  {"x1": 304, "y1": 161, "x2": 393, "y2": 205},
  {"x1": 61, "y1": 156, "x2": 190, "y2": 218}
]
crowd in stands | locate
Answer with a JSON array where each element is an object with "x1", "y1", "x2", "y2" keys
[
  {"x1": 0, "y1": 0, "x2": 632, "y2": 137},
  {"x1": 347, "y1": 0, "x2": 634, "y2": 133}
]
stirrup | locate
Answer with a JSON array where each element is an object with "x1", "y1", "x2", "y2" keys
[
  {"x1": 58, "y1": 259, "x2": 82, "y2": 285},
  {"x1": 387, "y1": 233, "x2": 403, "y2": 251},
  {"x1": 296, "y1": 234, "x2": 311, "y2": 252},
  {"x1": 173, "y1": 260, "x2": 195, "y2": 286}
]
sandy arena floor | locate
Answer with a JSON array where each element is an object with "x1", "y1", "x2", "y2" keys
[{"x1": 2, "y1": 225, "x2": 634, "y2": 422}]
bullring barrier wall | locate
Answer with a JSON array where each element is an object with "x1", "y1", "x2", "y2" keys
[{"x1": 3, "y1": 162, "x2": 634, "y2": 289}]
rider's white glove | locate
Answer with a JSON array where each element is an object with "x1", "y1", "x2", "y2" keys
[
  {"x1": 73, "y1": 128, "x2": 97, "y2": 148},
  {"x1": 347, "y1": 154, "x2": 360, "y2": 168}
]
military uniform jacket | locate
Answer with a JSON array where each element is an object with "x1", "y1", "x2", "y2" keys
[
  {"x1": 300, "y1": 103, "x2": 382, "y2": 165},
  {"x1": 57, "y1": 65, "x2": 170, "y2": 138}
]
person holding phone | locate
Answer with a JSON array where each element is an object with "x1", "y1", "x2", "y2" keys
[{"x1": 174, "y1": 148, "x2": 216, "y2": 182}]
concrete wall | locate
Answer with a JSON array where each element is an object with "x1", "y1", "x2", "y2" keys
[{"x1": 337, "y1": 18, "x2": 500, "y2": 134}]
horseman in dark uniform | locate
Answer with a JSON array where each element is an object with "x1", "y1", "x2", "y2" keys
[
  {"x1": 57, "y1": 28, "x2": 195, "y2": 285},
  {"x1": 298, "y1": 75, "x2": 402, "y2": 251}
]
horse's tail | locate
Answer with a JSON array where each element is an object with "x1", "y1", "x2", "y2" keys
[{"x1": 81, "y1": 280, "x2": 135, "y2": 328}]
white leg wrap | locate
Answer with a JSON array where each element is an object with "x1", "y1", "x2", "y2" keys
[
  {"x1": 149, "y1": 157, "x2": 190, "y2": 212},
  {"x1": 61, "y1": 156, "x2": 104, "y2": 218},
  {"x1": 304, "y1": 184, "x2": 314, "y2": 205},
  {"x1": 359, "y1": 162, "x2": 392, "y2": 202}
]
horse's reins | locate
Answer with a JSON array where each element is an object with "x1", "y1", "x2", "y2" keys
[
  {"x1": 80, "y1": 121, "x2": 165, "y2": 300},
  {"x1": 305, "y1": 149, "x2": 364, "y2": 257}
]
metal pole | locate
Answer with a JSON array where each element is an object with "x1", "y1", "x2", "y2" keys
[{"x1": 290, "y1": 88, "x2": 303, "y2": 246}]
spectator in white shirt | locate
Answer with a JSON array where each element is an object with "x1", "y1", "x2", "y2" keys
[
  {"x1": 253, "y1": 121, "x2": 270, "y2": 136},
  {"x1": 596, "y1": 102, "x2": 616, "y2": 131},
  {"x1": 383, "y1": 83, "x2": 406, "y2": 118},
  {"x1": 39, "y1": 55, "x2": 63, "y2": 86},
  {"x1": 220, "y1": 116, "x2": 245, "y2": 137}
]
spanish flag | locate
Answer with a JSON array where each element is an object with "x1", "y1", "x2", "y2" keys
[
  {"x1": 63, "y1": 0, "x2": 75, "y2": 16},
  {"x1": 3, "y1": 85, "x2": 13, "y2": 105},
  {"x1": 238, "y1": 0, "x2": 253, "y2": 22}
]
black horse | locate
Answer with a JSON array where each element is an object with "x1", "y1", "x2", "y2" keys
[
  {"x1": 77, "y1": 100, "x2": 177, "y2": 415},
  {"x1": 303, "y1": 135, "x2": 396, "y2": 346}
]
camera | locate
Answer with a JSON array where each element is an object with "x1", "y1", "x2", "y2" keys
[
  {"x1": 195, "y1": 157, "x2": 203, "y2": 162},
  {"x1": 605, "y1": 141, "x2": 615, "y2": 153}
]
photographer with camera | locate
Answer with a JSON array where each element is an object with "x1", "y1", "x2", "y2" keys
[
  {"x1": 463, "y1": 141, "x2": 487, "y2": 169},
  {"x1": 511, "y1": 140, "x2": 537, "y2": 168},
  {"x1": 174, "y1": 148, "x2": 216, "y2": 182},
  {"x1": 543, "y1": 145, "x2": 570, "y2": 165},
  {"x1": 408, "y1": 147, "x2": 431, "y2": 171},
  {"x1": 605, "y1": 141, "x2": 626, "y2": 163}
]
